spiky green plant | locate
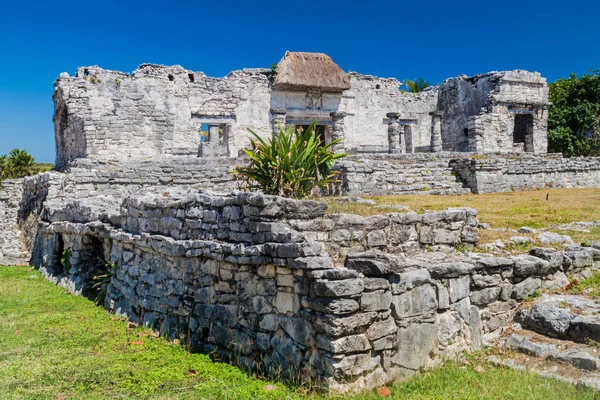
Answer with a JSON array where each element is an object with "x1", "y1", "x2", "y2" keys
[
  {"x1": 232, "y1": 122, "x2": 346, "y2": 198},
  {"x1": 403, "y1": 78, "x2": 430, "y2": 93},
  {"x1": 92, "y1": 261, "x2": 116, "y2": 306}
]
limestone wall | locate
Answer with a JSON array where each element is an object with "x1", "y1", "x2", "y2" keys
[
  {"x1": 0, "y1": 179, "x2": 28, "y2": 265},
  {"x1": 29, "y1": 190, "x2": 599, "y2": 392},
  {"x1": 437, "y1": 71, "x2": 548, "y2": 153},
  {"x1": 451, "y1": 155, "x2": 600, "y2": 193},
  {"x1": 54, "y1": 61, "x2": 550, "y2": 168},
  {"x1": 53, "y1": 65, "x2": 272, "y2": 168},
  {"x1": 343, "y1": 74, "x2": 437, "y2": 153}
]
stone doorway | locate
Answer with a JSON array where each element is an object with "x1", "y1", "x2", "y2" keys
[
  {"x1": 513, "y1": 114, "x2": 534, "y2": 152},
  {"x1": 299, "y1": 124, "x2": 327, "y2": 144}
]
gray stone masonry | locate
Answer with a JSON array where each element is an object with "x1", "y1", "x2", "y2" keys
[
  {"x1": 0, "y1": 179, "x2": 29, "y2": 265},
  {"x1": 29, "y1": 189, "x2": 600, "y2": 393},
  {"x1": 450, "y1": 154, "x2": 600, "y2": 194},
  {"x1": 52, "y1": 58, "x2": 550, "y2": 168}
]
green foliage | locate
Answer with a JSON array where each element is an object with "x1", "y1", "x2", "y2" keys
[
  {"x1": 92, "y1": 260, "x2": 116, "y2": 306},
  {"x1": 60, "y1": 249, "x2": 71, "y2": 271},
  {"x1": 0, "y1": 148, "x2": 35, "y2": 182},
  {"x1": 268, "y1": 63, "x2": 278, "y2": 83},
  {"x1": 403, "y1": 78, "x2": 429, "y2": 93},
  {"x1": 548, "y1": 70, "x2": 600, "y2": 156},
  {"x1": 233, "y1": 122, "x2": 346, "y2": 198}
]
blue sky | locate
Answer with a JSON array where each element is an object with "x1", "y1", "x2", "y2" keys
[{"x1": 0, "y1": 0, "x2": 598, "y2": 163}]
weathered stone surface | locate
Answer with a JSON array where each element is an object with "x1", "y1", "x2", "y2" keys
[
  {"x1": 312, "y1": 279, "x2": 364, "y2": 297},
  {"x1": 390, "y1": 268, "x2": 430, "y2": 294},
  {"x1": 511, "y1": 277, "x2": 541, "y2": 300},
  {"x1": 365, "y1": 317, "x2": 398, "y2": 341},
  {"x1": 306, "y1": 297, "x2": 360, "y2": 315},
  {"x1": 392, "y1": 323, "x2": 438, "y2": 370},
  {"x1": 548, "y1": 349, "x2": 599, "y2": 371},
  {"x1": 513, "y1": 255, "x2": 552, "y2": 277},
  {"x1": 316, "y1": 334, "x2": 371, "y2": 354},
  {"x1": 469, "y1": 287, "x2": 501, "y2": 306},
  {"x1": 361, "y1": 290, "x2": 393, "y2": 312},
  {"x1": 506, "y1": 333, "x2": 557, "y2": 357},
  {"x1": 345, "y1": 252, "x2": 396, "y2": 276},
  {"x1": 449, "y1": 275, "x2": 470, "y2": 303},
  {"x1": 391, "y1": 284, "x2": 437, "y2": 319}
]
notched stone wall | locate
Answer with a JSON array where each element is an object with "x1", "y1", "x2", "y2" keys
[{"x1": 29, "y1": 190, "x2": 599, "y2": 392}]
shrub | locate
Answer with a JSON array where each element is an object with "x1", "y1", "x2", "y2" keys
[
  {"x1": 233, "y1": 122, "x2": 346, "y2": 198},
  {"x1": 0, "y1": 149, "x2": 35, "y2": 182}
]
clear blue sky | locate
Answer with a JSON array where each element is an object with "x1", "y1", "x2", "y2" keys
[{"x1": 1, "y1": 0, "x2": 598, "y2": 163}]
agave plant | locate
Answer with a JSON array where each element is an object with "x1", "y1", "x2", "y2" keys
[
  {"x1": 403, "y1": 78, "x2": 430, "y2": 93},
  {"x1": 92, "y1": 261, "x2": 116, "y2": 306},
  {"x1": 233, "y1": 122, "x2": 346, "y2": 198}
]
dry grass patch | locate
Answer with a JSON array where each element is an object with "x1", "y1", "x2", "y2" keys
[{"x1": 322, "y1": 188, "x2": 600, "y2": 251}]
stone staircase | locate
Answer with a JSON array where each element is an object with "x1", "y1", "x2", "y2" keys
[
  {"x1": 497, "y1": 294, "x2": 600, "y2": 390},
  {"x1": 338, "y1": 157, "x2": 471, "y2": 196}
]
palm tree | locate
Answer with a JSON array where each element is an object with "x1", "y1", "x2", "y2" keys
[
  {"x1": 403, "y1": 78, "x2": 430, "y2": 93},
  {"x1": 1, "y1": 149, "x2": 34, "y2": 180}
]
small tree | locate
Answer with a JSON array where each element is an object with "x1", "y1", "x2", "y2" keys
[
  {"x1": 0, "y1": 149, "x2": 35, "y2": 182},
  {"x1": 548, "y1": 70, "x2": 600, "y2": 156},
  {"x1": 403, "y1": 78, "x2": 429, "y2": 93},
  {"x1": 232, "y1": 122, "x2": 346, "y2": 198}
]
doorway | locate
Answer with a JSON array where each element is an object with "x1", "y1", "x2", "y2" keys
[
  {"x1": 513, "y1": 114, "x2": 534, "y2": 152},
  {"x1": 299, "y1": 125, "x2": 327, "y2": 144}
]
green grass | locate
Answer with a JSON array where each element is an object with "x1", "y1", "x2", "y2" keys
[
  {"x1": 0, "y1": 265, "x2": 596, "y2": 399},
  {"x1": 567, "y1": 271, "x2": 600, "y2": 299}
]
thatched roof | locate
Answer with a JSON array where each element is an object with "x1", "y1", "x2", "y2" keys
[{"x1": 272, "y1": 52, "x2": 351, "y2": 92}]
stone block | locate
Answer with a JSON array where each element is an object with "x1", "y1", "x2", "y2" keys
[
  {"x1": 469, "y1": 287, "x2": 501, "y2": 306},
  {"x1": 391, "y1": 284, "x2": 437, "y2": 319},
  {"x1": 275, "y1": 292, "x2": 299, "y2": 314},
  {"x1": 316, "y1": 334, "x2": 371, "y2": 354},
  {"x1": 365, "y1": 317, "x2": 398, "y2": 341},
  {"x1": 311, "y1": 279, "x2": 364, "y2": 297},
  {"x1": 449, "y1": 275, "x2": 470, "y2": 303},
  {"x1": 361, "y1": 290, "x2": 392, "y2": 312},
  {"x1": 391, "y1": 323, "x2": 438, "y2": 370},
  {"x1": 305, "y1": 297, "x2": 360, "y2": 315}
]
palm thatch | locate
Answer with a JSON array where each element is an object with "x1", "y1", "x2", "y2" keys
[{"x1": 272, "y1": 52, "x2": 351, "y2": 92}]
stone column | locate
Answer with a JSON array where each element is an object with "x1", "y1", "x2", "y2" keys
[
  {"x1": 330, "y1": 111, "x2": 346, "y2": 153},
  {"x1": 429, "y1": 112, "x2": 443, "y2": 152},
  {"x1": 386, "y1": 113, "x2": 401, "y2": 153},
  {"x1": 208, "y1": 124, "x2": 220, "y2": 143},
  {"x1": 404, "y1": 125, "x2": 413, "y2": 154},
  {"x1": 270, "y1": 108, "x2": 286, "y2": 138}
]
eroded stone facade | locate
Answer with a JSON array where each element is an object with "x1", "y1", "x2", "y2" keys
[{"x1": 52, "y1": 54, "x2": 549, "y2": 169}]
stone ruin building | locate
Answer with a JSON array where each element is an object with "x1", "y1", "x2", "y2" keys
[
  {"x1": 54, "y1": 51, "x2": 550, "y2": 168},
  {"x1": 1, "y1": 52, "x2": 600, "y2": 392}
]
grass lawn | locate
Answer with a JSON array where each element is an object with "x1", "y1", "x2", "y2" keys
[
  {"x1": 324, "y1": 188, "x2": 600, "y2": 247},
  {"x1": 0, "y1": 265, "x2": 596, "y2": 399}
]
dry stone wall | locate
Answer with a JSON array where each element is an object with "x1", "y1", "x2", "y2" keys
[
  {"x1": 29, "y1": 189, "x2": 599, "y2": 392},
  {"x1": 0, "y1": 179, "x2": 28, "y2": 265},
  {"x1": 451, "y1": 155, "x2": 600, "y2": 193}
]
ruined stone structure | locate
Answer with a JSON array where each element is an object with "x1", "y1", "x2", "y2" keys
[
  {"x1": 27, "y1": 188, "x2": 600, "y2": 392},
  {"x1": 2, "y1": 51, "x2": 600, "y2": 392},
  {"x1": 52, "y1": 52, "x2": 549, "y2": 169}
]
